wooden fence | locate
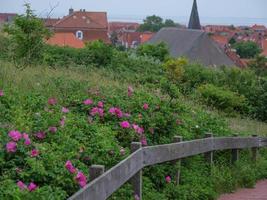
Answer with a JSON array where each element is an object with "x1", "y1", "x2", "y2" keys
[{"x1": 69, "y1": 134, "x2": 267, "y2": 200}]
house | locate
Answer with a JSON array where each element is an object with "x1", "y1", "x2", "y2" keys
[
  {"x1": 149, "y1": 0, "x2": 236, "y2": 67},
  {"x1": 252, "y1": 24, "x2": 266, "y2": 34},
  {"x1": 46, "y1": 8, "x2": 110, "y2": 43},
  {"x1": 47, "y1": 32, "x2": 85, "y2": 48},
  {"x1": 0, "y1": 13, "x2": 16, "y2": 24},
  {"x1": 108, "y1": 22, "x2": 139, "y2": 33}
]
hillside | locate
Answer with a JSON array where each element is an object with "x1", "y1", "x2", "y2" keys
[{"x1": 1, "y1": 60, "x2": 267, "y2": 200}]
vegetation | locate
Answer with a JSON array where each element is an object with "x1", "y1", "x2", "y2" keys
[
  {"x1": 232, "y1": 41, "x2": 262, "y2": 59},
  {"x1": 3, "y1": 4, "x2": 50, "y2": 68},
  {"x1": 138, "y1": 15, "x2": 179, "y2": 32}
]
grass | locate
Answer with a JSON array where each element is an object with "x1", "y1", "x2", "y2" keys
[{"x1": 227, "y1": 117, "x2": 267, "y2": 136}]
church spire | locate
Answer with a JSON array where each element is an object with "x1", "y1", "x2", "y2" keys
[{"x1": 188, "y1": 0, "x2": 201, "y2": 30}]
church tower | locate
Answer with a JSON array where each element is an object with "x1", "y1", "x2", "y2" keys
[{"x1": 188, "y1": 0, "x2": 201, "y2": 30}]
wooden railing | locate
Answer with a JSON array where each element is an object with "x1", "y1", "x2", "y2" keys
[{"x1": 69, "y1": 134, "x2": 267, "y2": 200}]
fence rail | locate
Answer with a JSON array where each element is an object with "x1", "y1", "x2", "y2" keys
[{"x1": 69, "y1": 135, "x2": 267, "y2": 200}]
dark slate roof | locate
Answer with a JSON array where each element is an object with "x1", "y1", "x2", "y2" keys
[
  {"x1": 188, "y1": 0, "x2": 201, "y2": 30},
  {"x1": 148, "y1": 28, "x2": 235, "y2": 67}
]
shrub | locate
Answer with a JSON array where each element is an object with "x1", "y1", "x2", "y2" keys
[
  {"x1": 136, "y1": 42, "x2": 169, "y2": 62},
  {"x1": 197, "y1": 84, "x2": 247, "y2": 113},
  {"x1": 163, "y1": 57, "x2": 187, "y2": 82},
  {"x1": 232, "y1": 41, "x2": 262, "y2": 59}
]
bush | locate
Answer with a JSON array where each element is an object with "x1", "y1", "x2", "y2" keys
[
  {"x1": 163, "y1": 57, "x2": 187, "y2": 82},
  {"x1": 232, "y1": 41, "x2": 262, "y2": 59},
  {"x1": 197, "y1": 84, "x2": 247, "y2": 113},
  {"x1": 136, "y1": 42, "x2": 169, "y2": 62}
]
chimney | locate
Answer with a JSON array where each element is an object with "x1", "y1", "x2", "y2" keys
[
  {"x1": 69, "y1": 8, "x2": 74, "y2": 15},
  {"x1": 83, "y1": 9, "x2": 86, "y2": 12}
]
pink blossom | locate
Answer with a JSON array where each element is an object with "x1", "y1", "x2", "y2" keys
[
  {"x1": 134, "y1": 194, "x2": 140, "y2": 200},
  {"x1": 109, "y1": 107, "x2": 123, "y2": 118},
  {"x1": 28, "y1": 182, "x2": 38, "y2": 191},
  {"x1": 35, "y1": 132, "x2": 46, "y2": 140},
  {"x1": 141, "y1": 137, "x2": 147, "y2": 146},
  {"x1": 23, "y1": 133, "x2": 29, "y2": 139},
  {"x1": 128, "y1": 86, "x2": 134, "y2": 97},
  {"x1": 8, "y1": 130, "x2": 22, "y2": 141},
  {"x1": 124, "y1": 113, "x2": 131, "y2": 118},
  {"x1": 132, "y1": 124, "x2": 144, "y2": 134},
  {"x1": 65, "y1": 160, "x2": 77, "y2": 174},
  {"x1": 48, "y1": 97, "x2": 57, "y2": 105},
  {"x1": 165, "y1": 176, "x2": 171, "y2": 183},
  {"x1": 62, "y1": 107, "x2": 69, "y2": 113},
  {"x1": 60, "y1": 116, "x2": 66, "y2": 127},
  {"x1": 75, "y1": 172, "x2": 87, "y2": 188},
  {"x1": 6, "y1": 141, "x2": 17, "y2": 153},
  {"x1": 17, "y1": 181, "x2": 27, "y2": 190},
  {"x1": 90, "y1": 107, "x2": 104, "y2": 117},
  {"x1": 48, "y1": 126, "x2": 57, "y2": 133},
  {"x1": 97, "y1": 101, "x2": 104, "y2": 108},
  {"x1": 143, "y1": 103, "x2": 149, "y2": 110},
  {"x1": 24, "y1": 138, "x2": 31, "y2": 146},
  {"x1": 30, "y1": 149, "x2": 39, "y2": 157},
  {"x1": 120, "y1": 147, "x2": 125, "y2": 155},
  {"x1": 83, "y1": 99, "x2": 93, "y2": 105},
  {"x1": 0, "y1": 90, "x2": 4, "y2": 96},
  {"x1": 120, "y1": 121, "x2": 131, "y2": 129}
]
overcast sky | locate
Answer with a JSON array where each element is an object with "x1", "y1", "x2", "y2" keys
[{"x1": 1, "y1": 0, "x2": 267, "y2": 25}]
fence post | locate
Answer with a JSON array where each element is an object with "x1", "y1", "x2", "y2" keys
[
  {"x1": 130, "y1": 142, "x2": 142, "y2": 200},
  {"x1": 173, "y1": 136, "x2": 183, "y2": 185},
  {"x1": 252, "y1": 134, "x2": 258, "y2": 162},
  {"x1": 231, "y1": 134, "x2": 239, "y2": 164},
  {"x1": 89, "y1": 165, "x2": 105, "y2": 181},
  {"x1": 204, "y1": 133, "x2": 213, "y2": 165}
]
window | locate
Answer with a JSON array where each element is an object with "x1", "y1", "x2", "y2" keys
[{"x1": 76, "y1": 30, "x2": 83, "y2": 40}]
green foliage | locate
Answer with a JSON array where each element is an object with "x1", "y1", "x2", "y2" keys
[
  {"x1": 3, "y1": 3, "x2": 50, "y2": 68},
  {"x1": 197, "y1": 84, "x2": 247, "y2": 113},
  {"x1": 232, "y1": 41, "x2": 262, "y2": 59},
  {"x1": 136, "y1": 42, "x2": 169, "y2": 62},
  {"x1": 0, "y1": 32, "x2": 10, "y2": 59},
  {"x1": 163, "y1": 57, "x2": 187, "y2": 81},
  {"x1": 138, "y1": 15, "x2": 177, "y2": 32},
  {"x1": 248, "y1": 55, "x2": 267, "y2": 76}
]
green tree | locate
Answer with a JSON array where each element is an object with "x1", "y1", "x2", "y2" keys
[
  {"x1": 248, "y1": 55, "x2": 267, "y2": 76},
  {"x1": 136, "y1": 42, "x2": 169, "y2": 61},
  {"x1": 232, "y1": 41, "x2": 262, "y2": 59},
  {"x1": 138, "y1": 15, "x2": 177, "y2": 32},
  {"x1": 4, "y1": 3, "x2": 51, "y2": 68}
]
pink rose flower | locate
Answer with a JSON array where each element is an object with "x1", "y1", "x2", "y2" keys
[
  {"x1": 23, "y1": 133, "x2": 29, "y2": 139},
  {"x1": 35, "y1": 132, "x2": 46, "y2": 140},
  {"x1": 120, "y1": 121, "x2": 131, "y2": 129},
  {"x1": 24, "y1": 138, "x2": 31, "y2": 146},
  {"x1": 65, "y1": 160, "x2": 77, "y2": 174},
  {"x1": 8, "y1": 130, "x2": 22, "y2": 141},
  {"x1": 165, "y1": 176, "x2": 171, "y2": 183},
  {"x1": 83, "y1": 99, "x2": 93, "y2": 105},
  {"x1": 132, "y1": 124, "x2": 144, "y2": 134},
  {"x1": 30, "y1": 149, "x2": 39, "y2": 157},
  {"x1": 75, "y1": 172, "x2": 87, "y2": 188},
  {"x1": 97, "y1": 101, "x2": 104, "y2": 108},
  {"x1": 0, "y1": 90, "x2": 4, "y2": 96},
  {"x1": 123, "y1": 113, "x2": 131, "y2": 118},
  {"x1": 6, "y1": 141, "x2": 17, "y2": 153},
  {"x1": 62, "y1": 107, "x2": 69, "y2": 113},
  {"x1": 48, "y1": 126, "x2": 57, "y2": 133},
  {"x1": 98, "y1": 108, "x2": 104, "y2": 117},
  {"x1": 60, "y1": 117, "x2": 65, "y2": 127},
  {"x1": 128, "y1": 86, "x2": 134, "y2": 97},
  {"x1": 48, "y1": 97, "x2": 57, "y2": 105},
  {"x1": 134, "y1": 194, "x2": 140, "y2": 200},
  {"x1": 90, "y1": 107, "x2": 104, "y2": 117},
  {"x1": 143, "y1": 103, "x2": 149, "y2": 110},
  {"x1": 17, "y1": 181, "x2": 27, "y2": 190},
  {"x1": 141, "y1": 137, "x2": 147, "y2": 146},
  {"x1": 28, "y1": 182, "x2": 38, "y2": 191},
  {"x1": 109, "y1": 107, "x2": 123, "y2": 118}
]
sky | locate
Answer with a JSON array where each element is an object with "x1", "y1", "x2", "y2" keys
[{"x1": 1, "y1": 0, "x2": 267, "y2": 25}]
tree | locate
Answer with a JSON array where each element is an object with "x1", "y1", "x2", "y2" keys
[
  {"x1": 136, "y1": 42, "x2": 169, "y2": 62},
  {"x1": 138, "y1": 15, "x2": 177, "y2": 32},
  {"x1": 232, "y1": 41, "x2": 262, "y2": 59},
  {"x1": 4, "y1": 3, "x2": 51, "y2": 68},
  {"x1": 248, "y1": 55, "x2": 267, "y2": 76}
]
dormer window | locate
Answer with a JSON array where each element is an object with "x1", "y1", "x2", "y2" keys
[{"x1": 76, "y1": 30, "x2": 83, "y2": 40}]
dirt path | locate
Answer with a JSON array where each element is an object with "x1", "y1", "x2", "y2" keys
[{"x1": 218, "y1": 180, "x2": 267, "y2": 200}]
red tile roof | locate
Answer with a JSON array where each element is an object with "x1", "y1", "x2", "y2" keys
[
  {"x1": 108, "y1": 22, "x2": 140, "y2": 32},
  {"x1": 140, "y1": 32, "x2": 155, "y2": 43},
  {"x1": 43, "y1": 18, "x2": 60, "y2": 27},
  {"x1": 210, "y1": 35, "x2": 229, "y2": 47},
  {"x1": 252, "y1": 24, "x2": 266, "y2": 31},
  {"x1": 54, "y1": 11, "x2": 108, "y2": 29},
  {"x1": 47, "y1": 32, "x2": 85, "y2": 48}
]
